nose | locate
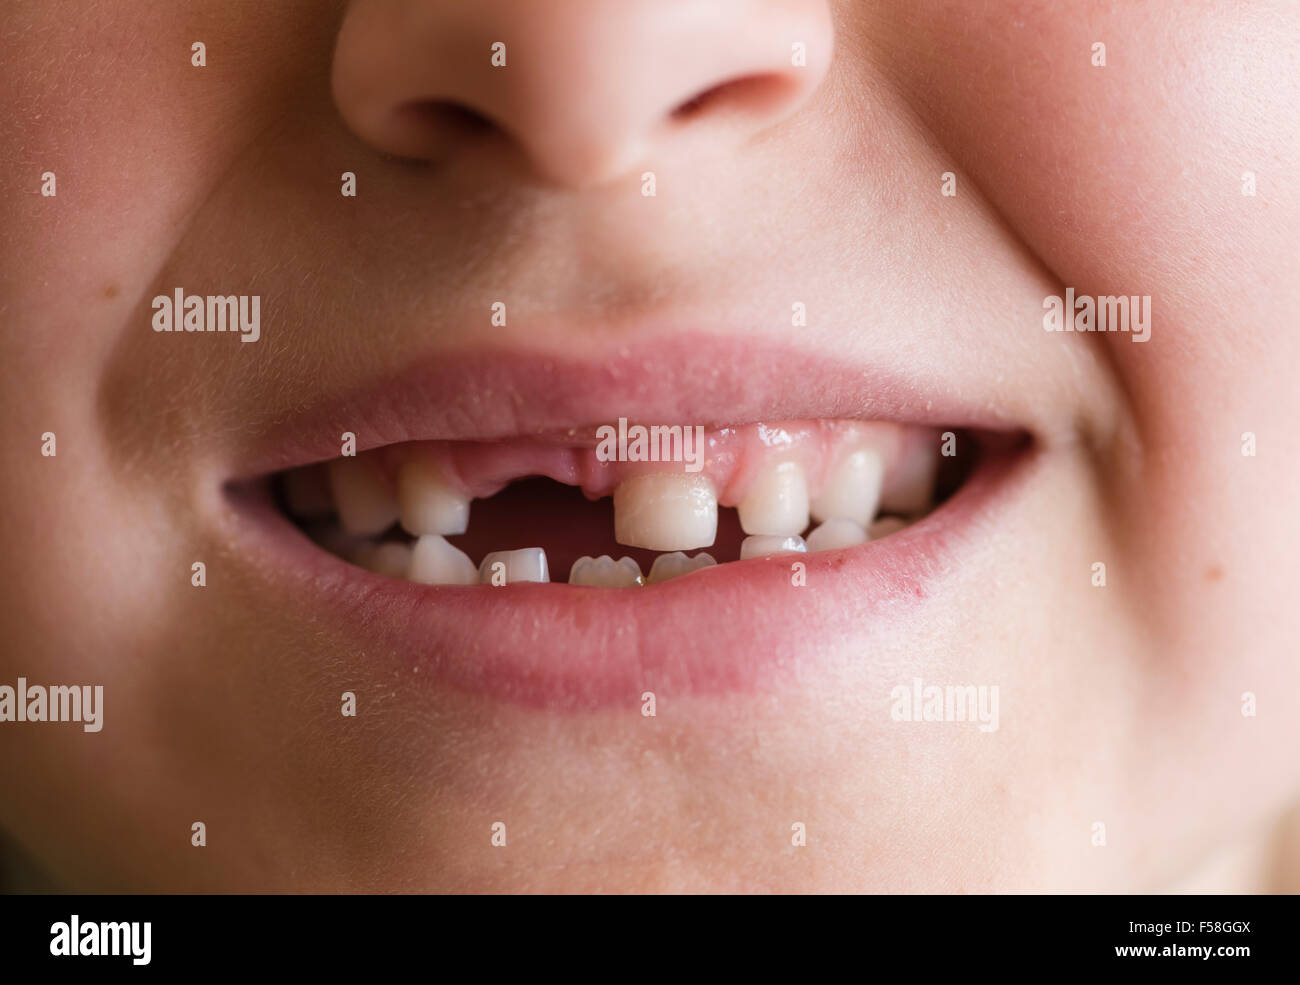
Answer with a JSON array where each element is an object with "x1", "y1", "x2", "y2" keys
[{"x1": 331, "y1": 0, "x2": 834, "y2": 187}]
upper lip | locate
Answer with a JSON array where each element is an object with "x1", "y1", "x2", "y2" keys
[{"x1": 229, "y1": 331, "x2": 1043, "y2": 481}]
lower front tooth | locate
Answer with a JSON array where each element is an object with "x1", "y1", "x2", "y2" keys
[
  {"x1": 354, "y1": 541, "x2": 414, "y2": 577},
  {"x1": 479, "y1": 548, "x2": 549, "y2": 585},
  {"x1": 806, "y1": 518, "x2": 867, "y2": 552},
  {"x1": 569, "y1": 555, "x2": 644, "y2": 587},
  {"x1": 328, "y1": 456, "x2": 399, "y2": 535},
  {"x1": 739, "y1": 535, "x2": 807, "y2": 560},
  {"x1": 646, "y1": 551, "x2": 717, "y2": 584},
  {"x1": 613, "y1": 473, "x2": 717, "y2": 551},
  {"x1": 407, "y1": 535, "x2": 477, "y2": 585}
]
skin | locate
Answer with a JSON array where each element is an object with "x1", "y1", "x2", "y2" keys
[{"x1": 1, "y1": 0, "x2": 1297, "y2": 892}]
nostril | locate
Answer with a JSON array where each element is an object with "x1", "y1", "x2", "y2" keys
[
  {"x1": 396, "y1": 100, "x2": 495, "y2": 137},
  {"x1": 670, "y1": 73, "x2": 801, "y2": 125},
  {"x1": 383, "y1": 99, "x2": 497, "y2": 158}
]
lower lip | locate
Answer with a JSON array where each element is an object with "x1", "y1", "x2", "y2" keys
[{"x1": 227, "y1": 440, "x2": 1033, "y2": 711}]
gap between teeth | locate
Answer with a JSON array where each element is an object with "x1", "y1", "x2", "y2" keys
[{"x1": 300, "y1": 434, "x2": 935, "y2": 586}]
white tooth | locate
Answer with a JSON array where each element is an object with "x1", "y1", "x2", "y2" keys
[
  {"x1": 569, "y1": 555, "x2": 644, "y2": 588},
  {"x1": 810, "y1": 448, "x2": 884, "y2": 527},
  {"x1": 646, "y1": 551, "x2": 717, "y2": 584},
  {"x1": 880, "y1": 440, "x2": 939, "y2": 515},
  {"x1": 283, "y1": 465, "x2": 334, "y2": 518},
  {"x1": 868, "y1": 516, "x2": 910, "y2": 539},
  {"x1": 739, "y1": 535, "x2": 807, "y2": 560},
  {"x1": 806, "y1": 518, "x2": 867, "y2": 552},
  {"x1": 396, "y1": 459, "x2": 470, "y2": 536},
  {"x1": 738, "y1": 460, "x2": 809, "y2": 536},
  {"x1": 328, "y1": 456, "x2": 398, "y2": 535},
  {"x1": 613, "y1": 473, "x2": 717, "y2": 551},
  {"x1": 479, "y1": 548, "x2": 549, "y2": 585},
  {"x1": 407, "y1": 535, "x2": 477, "y2": 585},
  {"x1": 354, "y1": 541, "x2": 414, "y2": 578}
]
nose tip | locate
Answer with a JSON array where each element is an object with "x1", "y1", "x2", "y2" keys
[{"x1": 332, "y1": 1, "x2": 834, "y2": 187}]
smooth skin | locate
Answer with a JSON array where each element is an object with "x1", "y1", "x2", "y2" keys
[{"x1": 1, "y1": 0, "x2": 1297, "y2": 891}]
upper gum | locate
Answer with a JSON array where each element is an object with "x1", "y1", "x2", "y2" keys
[{"x1": 373, "y1": 419, "x2": 927, "y2": 506}]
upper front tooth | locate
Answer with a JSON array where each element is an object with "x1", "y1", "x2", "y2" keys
[
  {"x1": 479, "y1": 548, "x2": 549, "y2": 585},
  {"x1": 806, "y1": 518, "x2": 867, "y2": 552},
  {"x1": 738, "y1": 460, "x2": 809, "y2": 536},
  {"x1": 569, "y1": 555, "x2": 643, "y2": 588},
  {"x1": 739, "y1": 534, "x2": 807, "y2": 560},
  {"x1": 397, "y1": 460, "x2": 470, "y2": 536},
  {"x1": 613, "y1": 473, "x2": 717, "y2": 551},
  {"x1": 408, "y1": 535, "x2": 477, "y2": 585},
  {"x1": 810, "y1": 447, "x2": 883, "y2": 527},
  {"x1": 328, "y1": 456, "x2": 398, "y2": 535},
  {"x1": 646, "y1": 551, "x2": 717, "y2": 584}
]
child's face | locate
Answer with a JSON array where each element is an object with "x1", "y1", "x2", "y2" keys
[{"x1": 2, "y1": 0, "x2": 1297, "y2": 891}]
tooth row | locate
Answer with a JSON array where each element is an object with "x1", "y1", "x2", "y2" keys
[
  {"x1": 313, "y1": 439, "x2": 929, "y2": 583},
  {"x1": 353, "y1": 522, "x2": 916, "y2": 587},
  {"x1": 309, "y1": 437, "x2": 931, "y2": 545},
  {"x1": 371, "y1": 544, "x2": 725, "y2": 587}
]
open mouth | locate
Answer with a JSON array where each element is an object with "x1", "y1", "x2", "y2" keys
[
  {"x1": 220, "y1": 340, "x2": 1037, "y2": 709},
  {"x1": 271, "y1": 419, "x2": 979, "y2": 586}
]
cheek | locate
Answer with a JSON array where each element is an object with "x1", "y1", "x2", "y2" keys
[
  {"x1": 0, "y1": 0, "x2": 334, "y2": 355},
  {"x1": 860, "y1": 0, "x2": 1300, "y2": 716},
  {"x1": 865, "y1": 0, "x2": 1300, "y2": 386}
]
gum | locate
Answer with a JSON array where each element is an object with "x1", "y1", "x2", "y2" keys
[{"x1": 370, "y1": 419, "x2": 939, "y2": 508}]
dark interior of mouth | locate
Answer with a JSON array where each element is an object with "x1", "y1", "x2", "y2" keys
[
  {"x1": 265, "y1": 426, "x2": 996, "y2": 579},
  {"x1": 442, "y1": 477, "x2": 749, "y2": 575}
]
